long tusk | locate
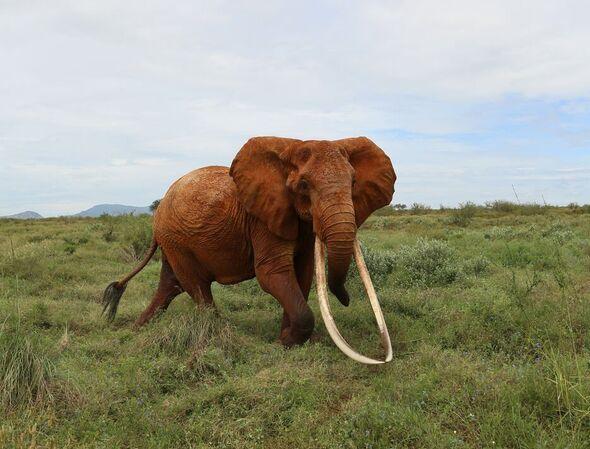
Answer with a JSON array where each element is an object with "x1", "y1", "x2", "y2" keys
[{"x1": 314, "y1": 236, "x2": 393, "y2": 364}]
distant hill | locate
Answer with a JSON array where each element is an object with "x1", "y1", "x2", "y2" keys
[
  {"x1": 75, "y1": 204, "x2": 151, "y2": 217},
  {"x1": 2, "y1": 211, "x2": 43, "y2": 220}
]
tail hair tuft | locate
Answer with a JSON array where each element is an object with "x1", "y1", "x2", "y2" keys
[{"x1": 102, "y1": 281, "x2": 127, "y2": 322}]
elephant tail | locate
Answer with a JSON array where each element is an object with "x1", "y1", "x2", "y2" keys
[{"x1": 101, "y1": 238, "x2": 159, "y2": 321}]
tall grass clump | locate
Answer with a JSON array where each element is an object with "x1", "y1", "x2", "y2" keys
[
  {"x1": 393, "y1": 239, "x2": 460, "y2": 288},
  {"x1": 142, "y1": 309, "x2": 242, "y2": 377},
  {"x1": 0, "y1": 325, "x2": 54, "y2": 408},
  {"x1": 542, "y1": 347, "x2": 590, "y2": 428}
]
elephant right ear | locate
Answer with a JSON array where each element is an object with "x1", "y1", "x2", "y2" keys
[{"x1": 230, "y1": 137, "x2": 301, "y2": 240}]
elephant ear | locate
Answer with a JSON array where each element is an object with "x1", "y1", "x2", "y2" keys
[
  {"x1": 337, "y1": 137, "x2": 396, "y2": 226},
  {"x1": 230, "y1": 137, "x2": 301, "y2": 240}
]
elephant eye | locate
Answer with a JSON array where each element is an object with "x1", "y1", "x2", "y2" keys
[
  {"x1": 352, "y1": 178, "x2": 357, "y2": 188},
  {"x1": 298, "y1": 178, "x2": 309, "y2": 192}
]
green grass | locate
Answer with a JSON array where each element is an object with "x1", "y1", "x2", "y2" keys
[{"x1": 0, "y1": 207, "x2": 589, "y2": 448}]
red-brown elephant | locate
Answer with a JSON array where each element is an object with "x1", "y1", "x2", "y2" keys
[{"x1": 102, "y1": 136, "x2": 396, "y2": 350}]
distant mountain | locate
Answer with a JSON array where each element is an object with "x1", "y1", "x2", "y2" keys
[
  {"x1": 1, "y1": 211, "x2": 43, "y2": 220},
  {"x1": 75, "y1": 204, "x2": 151, "y2": 217}
]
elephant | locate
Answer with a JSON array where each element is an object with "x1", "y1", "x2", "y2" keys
[{"x1": 102, "y1": 136, "x2": 396, "y2": 355}]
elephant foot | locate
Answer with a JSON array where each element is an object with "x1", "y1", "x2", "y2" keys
[
  {"x1": 133, "y1": 317, "x2": 148, "y2": 329},
  {"x1": 279, "y1": 325, "x2": 313, "y2": 348}
]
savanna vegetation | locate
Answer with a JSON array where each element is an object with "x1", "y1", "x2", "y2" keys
[{"x1": 1, "y1": 202, "x2": 589, "y2": 448}]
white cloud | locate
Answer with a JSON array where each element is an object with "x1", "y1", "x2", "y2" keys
[{"x1": 0, "y1": 1, "x2": 589, "y2": 215}]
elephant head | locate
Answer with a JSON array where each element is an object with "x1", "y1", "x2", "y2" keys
[
  {"x1": 230, "y1": 136, "x2": 396, "y2": 363},
  {"x1": 230, "y1": 136, "x2": 395, "y2": 304}
]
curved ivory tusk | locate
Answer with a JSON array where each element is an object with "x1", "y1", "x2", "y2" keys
[{"x1": 314, "y1": 237, "x2": 393, "y2": 364}]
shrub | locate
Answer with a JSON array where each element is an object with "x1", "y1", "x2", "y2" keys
[
  {"x1": 517, "y1": 203, "x2": 547, "y2": 216},
  {"x1": 449, "y1": 201, "x2": 478, "y2": 227},
  {"x1": 542, "y1": 221, "x2": 574, "y2": 244},
  {"x1": 486, "y1": 200, "x2": 518, "y2": 213},
  {"x1": 485, "y1": 200, "x2": 548, "y2": 215},
  {"x1": 498, "y1": 242, "x2": 559, "y2": 270},
  {"x1": 62, "y1": 238, "x2": 77, "y2": 255},
  {"x1": 150, "y1": 199, "x2": 161, "y2": 212},
  {"x1": 0, "y1": 326, "x2": 54, "y2": 408},
  {"x1": 499, "y1": 243, "x2": 535, "y2": 268},
  {"x1": 462, "y1": 255, "x2": 491, "y2": 277},
  {"x1": 349, "y1": 242, "x2": 396, "y2": 288},
  {"x1": 370, "y1": 216, "x2": 390, "y2": 230},
  {"x1": 373, "y1": 205, "x2": 396, "y2": 216},
  {"x1": 102, "y1": 224, "x2": 116, "y2": 242},
  {"x1": 410, "y1": 203, "x2": 432, "y2": 214},
  {"x1": 393, "y1": 239, "x2": 460, "y2": 288},
  {"x1": 484, "y1": 226, "x2": 516, "y2": 240}
]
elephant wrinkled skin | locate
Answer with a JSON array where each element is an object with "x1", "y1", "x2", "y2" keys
[{"x1": 102, "y1": 136, "x2": 396, "y2": 347}]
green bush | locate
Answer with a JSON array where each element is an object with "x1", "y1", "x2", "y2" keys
[
  {"x1": 371, "y1": 216, "x2": 386, "y2": 230},
  {"x1": 102, "y1": 224, "x2": 116, "y2": 242},
  {"x1": 393, "y1": 239, "x2": 460, "y2": 288},
  {"x1": 410, "y1": 203, "x2": 432, "y2": 214},
  {"x1": 485, "y1": 201, "x2": 549, "y2": 215},
  {"x1": 484, "y1": 226, "x2": 516, "y2": 240},
  {"x1": 449, "y1": 201, "x2": 478, "y2": 227},
  {"x1": 348, "y1": 242, "x2": 396, "y2": 288},
  {"x1": 499, "y1": 243, "x2": 535, "y2": 268},
  {"x1": 462, "y1": 255, "x2": 491, "y2": 277},
  {"x1": 486, "y1": 200, "x2": 518, "y2": 212},
  {"x1": 518, "y1": 203, "x2": 548, "y2": 216},
  {"x1": 373, "y1": 205, "x2": 396, "y2": 216},
  {"x1": 542, "y1": 221, "x2": 575, "y2": 244}
]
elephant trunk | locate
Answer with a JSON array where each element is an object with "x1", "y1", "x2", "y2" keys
[{"x1": 320, "y1": 200, "x2": 357, "y2": 306}]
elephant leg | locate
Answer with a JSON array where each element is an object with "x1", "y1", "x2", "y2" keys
[
  {"x1": 253, "y1": 244, "x2": 314, "y2": 346},
  {"x1": 257, "y1": 266, "x2": 314, "y2": 346},
  {"x1": 281, "y1": 234, "x2": 315, "y2": 333},
  {"x1": 193, "y1": 282, "x2": 214, "y2": 307},
  {"x1": 135, "y1": 256, "x2": 183, "y2": 327},
  {"x1": 165, "y1": 249, "x2": 216, "y2": 309}
]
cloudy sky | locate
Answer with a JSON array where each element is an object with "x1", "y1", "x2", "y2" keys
[{"x1": 1, "y1": 0, "x2": 589, "y2": 216}]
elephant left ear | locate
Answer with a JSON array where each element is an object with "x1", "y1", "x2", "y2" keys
[
  {"x1": 336, "y1": 137, "x2": 396, "y2": 226},
  {"x1": 229, "y1": 136, "x2": 301, "y2": 240}
]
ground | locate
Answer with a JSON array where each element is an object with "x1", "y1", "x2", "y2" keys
[{"x1": 1, "y1": 203, "x2": 589, "y2": 448}]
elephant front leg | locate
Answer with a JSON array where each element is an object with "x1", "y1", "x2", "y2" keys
[
  {"x1": 256, "y1": 262, "x2": 315, "y2": 347},
  {"x1": 280, "y1": 235, "x2": 315, "y2": 337},
  {"x1": 252, "y1": 225, "x2": 315, "y2": 346}
]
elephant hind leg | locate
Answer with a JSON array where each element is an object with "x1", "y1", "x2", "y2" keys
[
  {"x1": 165, "y1": 249, "x2": 216, "y2": 308},
  {"x1": 134, "y1": 255, "x2": 183, "y2": 327}
]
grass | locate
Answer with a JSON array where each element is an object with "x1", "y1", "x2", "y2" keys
[
  {"x1": 0, "y1": 323, "x2": 54, "y2": 409},
  {"x1": 0, "y1": 206, "x2": 589, "y2": 448}
]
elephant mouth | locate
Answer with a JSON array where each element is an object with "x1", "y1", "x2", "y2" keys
[{"x1": 314, "y1": 236, "x2": 393, "y2": 364}]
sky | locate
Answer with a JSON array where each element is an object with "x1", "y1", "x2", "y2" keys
[{"x1": 1, "y1": 0, "x2": 589, "y2": 216}]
